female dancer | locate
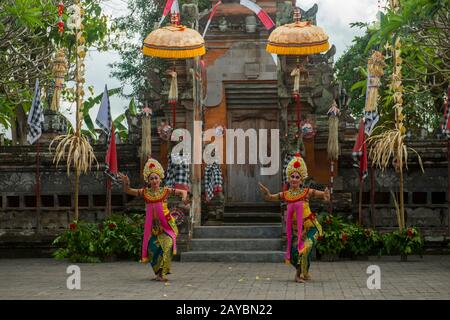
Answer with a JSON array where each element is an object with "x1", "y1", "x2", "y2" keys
[
  {"x1": 118, "y1": 157, "x2": 188, "y2": 282},
  {"x1": 259, "y1": 153, "x2": 329, "y2": 283}
]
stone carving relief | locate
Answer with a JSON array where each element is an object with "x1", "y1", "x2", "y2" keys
[
  {"x1": 0, "y1": 173, "x2": 35, "y2": 192},
  {"x1": 300, "y1": 4, "x2": 318, "y2": 25},
  {"x1": 182, "y1": 1, "x2": 199, "y2": 28},
  {"x1": 277, "y1": 1, "x2": 293, "y2": 26}
]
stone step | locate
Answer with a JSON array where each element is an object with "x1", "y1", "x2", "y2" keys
[
  {"x1": 225, "y1": 205, "x2": 280, "y2": 213},
  {"x1": 193, "y1": 225, "x2": 281, "y2": 239},
  {"x1": 180, "y1": 251, "x2": 284, "y2": 263},
  {"x1": 223, "y1": 212, "x2": 280, "y2": 217},
  {"x1": 225, "y1": 83, "x2": 277, "y2": 90},
  {"x1": 189, "y1": 238, "x2": 282, "y2": 251},
  {"x1": 223, "y1": 211, "x2": 281, "y2": 223},
  {"x1": 226, "y1": 88, "x2": 277, "y2": 93}
]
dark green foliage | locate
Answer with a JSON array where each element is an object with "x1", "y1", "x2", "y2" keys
[{"x1": 52, "y1": 213, "x2": 145, "y2": 263}]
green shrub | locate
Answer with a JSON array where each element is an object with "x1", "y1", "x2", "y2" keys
[
  {"x1": 108, "y1": 213, "x2": 144, "y2": 260},
  {"x1": 344, "y1": 225, "x2": 383, "y2": 256},
  {"x1": 52, "y1": 213, "x2": 145, "y2": 263},
  {"x1": 52, "y1": 220, "x2": 101, "y2": 263},
  {"x1": 382, "y1": 227, "x2": 424, "y2": 256},
  {"x1": 316, "y1": 214, "x2": 417, "y2": 258},
  {"x1": 316, "y1": 214, "x2": 347, "y2": 255}
]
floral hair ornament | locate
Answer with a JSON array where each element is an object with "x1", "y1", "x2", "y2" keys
[
  {"x1": 143, "y1": 157, "x2": 165, "y2": 181},
  {"x1": 286, "y1": 152, "x2": 308, "y2": 181}
]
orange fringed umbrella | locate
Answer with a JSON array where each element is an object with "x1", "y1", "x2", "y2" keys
[
  {"x1": 142, "y1": 13, "x2": 205, "y2": 127},
  {"x1": 142, "y1": 15, "x2": 205, "y2": 59},
  {"x1": 266, "y1": 7, "x2": 330, "y2": 133},
  {"x1": 266, "y1": 7, "x2": 329, "y2": 56}
]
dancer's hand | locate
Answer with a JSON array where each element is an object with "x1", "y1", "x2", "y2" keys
[
  {"x1": 182, "y1": 195, "x2": 190, "y2": 206},
  {"x1": 323, "y1": 187, "x2": 330, "y2": 202},
  {"x1": 117, "y1": 172, "x2": 129, "y2": 186},
  {"x1": 179, "y1": 190, "x2": 190, "y2": 205},
  {"x1": 258, "y1": 182, "x2": 270, "y2": 196}
]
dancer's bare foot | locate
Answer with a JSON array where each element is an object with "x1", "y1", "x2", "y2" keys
[
  {"x1": 152, "y1": 270, "x2": 162, "y2": 281},
  {"x1": 157, "y1": 275, "x2": 168, "y2": 282},
  {"x1": 155, "y1": 271, "x2": 169, "y2": 282},
  {"x1": 295, "y1": 269, "x2": 304, "y2": 283},
  {"x1": 302, "y1": 273, "x2": 311, "y2": 280}
]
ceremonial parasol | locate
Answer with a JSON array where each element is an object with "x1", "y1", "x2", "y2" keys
[
  {"x1": 266, "y1": 6, "x2": 329, "y2": 131},
  {"x1": 266, "y1": 8, "x2": 329, "y2": 56},
  {"x1": 142, "y1": 13, "x2": 206, "y2": 127},
  {"x1": 142, "y1": 17, "x2": 206, "y2": 59}
]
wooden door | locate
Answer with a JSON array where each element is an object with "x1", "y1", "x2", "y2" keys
[{"x1": 227, "y1": 109, "x2": 280, "y2": 204}]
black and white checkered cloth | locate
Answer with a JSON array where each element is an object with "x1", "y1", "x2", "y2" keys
[
  {"x1": 204, "y1": 163, "x2": 223, "y2": 201},
  {"x1": 165, "y1": 153, "x2": 191, "y2": 191},
  {"x1": 27, "y1": 79, "x2": 44, "y2": 145}
]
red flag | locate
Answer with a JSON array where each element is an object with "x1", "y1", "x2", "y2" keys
[
  {"x1": 352, "y1": 119, "x2": 368, "y2": 180},
  {"x1": 256, "y1": 10, "x2": 275, "y2": 30},
  {"x1": 105, "y1": 124, "x2": 118, "y2": 176}
]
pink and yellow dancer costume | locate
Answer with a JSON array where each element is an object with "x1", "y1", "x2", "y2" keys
[
  {"x1": 138, "y1": 158, "x2": 179, "y2": 277},
  {"x1": 282, "y1": 154, "x2": 323, "y2": 278},
  {"x1": 260, "y1": 153, "x2": 326, "y2": 281}
]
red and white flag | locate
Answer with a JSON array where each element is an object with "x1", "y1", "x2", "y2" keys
[
  {"x1": 159, "y1": 0, "x2": 179, "y2": 26},
  {"x1": 202, "y1": 0, "x2": 222, "y2": 38},
  {"x1": 240, "y1": 0, "x2": 275, "y2": 30},
  {"x1": 95, "y1": 85, "x2": 118, "y2": 182}
]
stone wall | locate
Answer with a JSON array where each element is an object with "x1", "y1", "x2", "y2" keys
[
  {"x1": 0, "y1": 139, "x2": 192, "y2": 257},
  {"x1": 334, "y1": 139, "x2": 449, "y2": 237}
]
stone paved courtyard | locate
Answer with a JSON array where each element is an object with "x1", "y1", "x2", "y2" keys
[{"x1": 1, "y1": 256, "x2": 449, "y2": 300}]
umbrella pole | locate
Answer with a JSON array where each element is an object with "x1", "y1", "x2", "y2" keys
[
  {"x1": 358, "y1": 176, "x2": 363, "y2": 225},
  {"x1": 35, "y1": 142, "x2": 41, "y2": 231},
  {"x1": 192, "y1": 56, "x2": 202, "y2": 227},
  {"x1": 370, "y1": 165, "x2": 376, "y2": 228},
  {"x1": 448, "y1": 138, "x2": 450, "y2": 235},
  {"x1": 329, "y1": 160, "x2": 333, "y2": 215},
  {"x1": 106, "y1": 178, "x2": 112, "y2": 217}
]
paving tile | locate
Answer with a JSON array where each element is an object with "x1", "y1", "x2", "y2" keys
[{"x1": 0, "y1": 256, "x2": 449, "y2": 299}]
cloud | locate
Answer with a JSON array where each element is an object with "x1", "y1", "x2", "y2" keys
[{"x1": 298, "y1": 0, "x2": 379, "y2": 57}]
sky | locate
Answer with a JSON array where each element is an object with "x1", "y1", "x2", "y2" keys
[{"x1": 1, "y1": 0, "x2": 381, "y2": 138}]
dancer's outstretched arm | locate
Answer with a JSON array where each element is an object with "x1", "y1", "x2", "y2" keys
[
  {"x1": 259, "y1": 182, "x2": 282, "y2": 202},
  {"x1": 309, "y1": 187, "x2": 330, "y2": 202},
  {"x1": 118, "y1": 173, "x2": 141, "y2": 197},
  {"x1": 170, "y1": 188, "x2": 190, "y2": 205}
]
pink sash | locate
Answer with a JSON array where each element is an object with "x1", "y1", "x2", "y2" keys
[
  {"x1": 141, "y1": 202, "x2": 177, "y2": 260},
  {"x1": 285, "y1": 201, "x2": 305, "y2": 262}
]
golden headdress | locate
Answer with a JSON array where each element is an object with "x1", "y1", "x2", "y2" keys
[
  {"x1": 143, "y1": 158, "x2": 164, "y2": 181},
  {"x1": 286, "y1": 153, "x2": 308, "y2": 180}
]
